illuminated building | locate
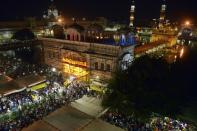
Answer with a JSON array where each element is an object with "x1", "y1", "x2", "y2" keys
[
  {"x1": 136, "y1": 27, "x2": 152, "y2": 44},
  {"x1": 65, "y1": 24, "x2": 85, "y2": 41},
  {"x1": 62, "y1": 55, "x2": 88, "y2": 79},
  {"x1": 41, "y1": 38, "x2": 135, "y2": 81},
  {"x1": 149, "y1": 0, "x2": 179, "y2": 46},
  {"x1": 129, "y1": 0, "x2": 135, "y2": 27},
  {"x1": 150, "y1": 29, "x2": 178, "y2": 46},
  {"x1": 177, "y1": 23, "x2": 197, "y2": 47},
  {"x1": 134, "y1": 0, "x2": 175, "y2": 45}
]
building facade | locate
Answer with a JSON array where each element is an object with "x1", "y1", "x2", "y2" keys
[
  {"x1": 40, "y1": 38, "x2": 134, "y2": 82},
  {"x1": 150, "y1": 29, "x2": 178, "y2": 46}
]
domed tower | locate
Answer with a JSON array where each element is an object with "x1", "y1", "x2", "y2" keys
[
  {"x1": 49, "y1": 1, "x2": 59, "y2": 19},
  {"x1": 159, "y1": 0, "x2": 167, "y2": 28},
  {"x1": 129, "y1": 0, "x2": 135, "y2": 27},
  {"x1": 43, "y1": 0, "x2": 60, "y2": 26},
  {"x1": 47, "y1": 0, "x2": 59, "y2": 20}
]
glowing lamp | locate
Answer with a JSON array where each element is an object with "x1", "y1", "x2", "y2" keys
[
  {"x1": 180, "y1": 48, "x2": 184, "y2": 58},
  {"x1": 51, "y1": 67, "x2": 56, "y2": 72},
  {"x1": 58, "y1": 18, "x2": 62, "y2": 23},
  {"x1": 185, "y1": 21, "x2": 190, "y2": 26}
]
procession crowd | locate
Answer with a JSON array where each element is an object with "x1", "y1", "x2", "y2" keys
[
  {"x1": 0, "y1": 54, "x2": 50, "y2": 79},
  {"x1": 0, "y1": 55, "x2": 92, "y2": 130},
  {"x1": 0, "y1": 73, "x2": 90, "y2": 131},
  {"x1": 0, "y1": 55, "x2": 21, "y2": 76},
  {"x1": 101, "y1": 111, "x2": 190, "y2": 131},
  {"x1": 0, "y1": 55, "x2": 193, "y2": 131}
]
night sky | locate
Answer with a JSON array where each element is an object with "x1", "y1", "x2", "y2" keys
[{"x1": 0, "y1": 0, "x2": 196, "y2": 23}]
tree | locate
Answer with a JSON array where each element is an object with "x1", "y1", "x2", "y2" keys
[
  {"x1": 103, "y1": 52, "x2": 196, "y2": 121},
  {"x1": 25, "y1": 17, "x2": 36, "y2": 29},
  {"x1": 52, "y1": 24, "x2": 65, "y2": 39},
  {"x1": 12, "y1": 28, "x2": 36, "y2": 40}
]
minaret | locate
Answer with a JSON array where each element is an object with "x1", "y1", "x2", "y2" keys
[
  {"x1": 159, "y1": 0, "x2": 166, "y2": 28},
  {"x1": 43, "y1": 0, "x2": 60, "y2": 27},
  {"x1": 47, "y1": 0, "x2": 59, "y2": 20},
  {"x1": 129, "y1": 0, "x2": 135, "y2": 27}
]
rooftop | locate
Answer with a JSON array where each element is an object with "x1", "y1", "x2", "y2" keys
[
  {"x1": 16, "y1": 75, "x2": 46, "y2": 88},
  {"x1": 0, "y1": 75, "x2": 46, "y2": 97},
  {"x1": 0, "y1": 80, "x2": 25, "y2": 97}
]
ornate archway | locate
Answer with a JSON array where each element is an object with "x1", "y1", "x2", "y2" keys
[
  {"x1": 119, "y1": 52, "x2": 134, "y2": 70},
  {"x1": 178, "y1": 28, "x2": 192, "y2": 37},
  {"x1": 62, "y1": 51, "x2": 88, "y2": 79}
]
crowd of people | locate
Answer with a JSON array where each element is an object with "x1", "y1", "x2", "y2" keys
[
  {"x1": 0, "y1": 75, "x2": 90, "y2": 130},
  {"x1": 101, "y1": 111, "x2": 152, "y2": 131},
  {"x1": 0, "y1": 54, "x2": 50, "y2": 79},
  {"x1": 101, "y1": 111, "x2": 190, "y2": 131},
  {"x1": 0, "y1": 92, "x2": 33, "y2": 114},
  {"x1": 151, "y1": 117, "x2": 189, "y2": 131},
  {"x1": 9, "y1": 63, "x2": 50, "y2": 79},
  {"x1": 0, "y1": 55, "x2": 22, "y2": 76},
  {"x1": 0, "y1": 55, "x2": 95, "y2": 130},
  {"x1": 0, "y1": 55, "x2": 193, "y2": 131}
]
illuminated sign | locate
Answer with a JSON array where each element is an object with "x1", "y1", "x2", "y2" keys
[
  {"x1": 63, "y1": 63, "x2": 88, "y2": 77},
  {"x1": 62, "y1": 58, "x2": 87, "y2": 67}
]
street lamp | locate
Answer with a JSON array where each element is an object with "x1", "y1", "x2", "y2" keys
[
  {"x1": 58, "y1": 18, "x2": 62, "y2": 23},
  {"x1": 185, "y1": 21, "x2": 190, "y2": 26},
  {"x1": 51, "y1": 67, "x2": 56, "y2": 72}
]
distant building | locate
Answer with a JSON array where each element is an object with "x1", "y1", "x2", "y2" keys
[
  {"x1": 150, "y1": 27, "x2": 178, "y2": 46},
  {"x1": 133, "y1": 0, "x2": 179, "y2": 47},
  {"x1": 0, "y1": 20, "x2": 46, "y2": 41},
  {"x1": 177, "y1": 24, "x2": 197, "y2": 47},
  {"x1": 136, "y1": 27, "x2": 152, "y2": 44},
  {"x1": 145, "y1": 0, "x2": 178, "y2": 46},
  {"x1": 65, "y1": 24, "x2": 85, "y2": 41}
]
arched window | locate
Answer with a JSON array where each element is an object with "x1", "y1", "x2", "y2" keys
[
  {"x1": 101, "y1": 63, "x2": 104, "y2": 71},
  {"x1": 106, "y1": 64, "x2": 111, "y2": 72},
  {"x1": 48, "y1": 51, "x2": 51, "y2": 58},
  {"x1": 76, "y1": 35, "x2": 79, "y2": 41},
  {"x1": 81, "y1": 35, "x2": 85, "y2": 41},
  {"x1": 95, "y1": 62, "x2": 98, "y2": 70},
  {"x1": 53, "y1": 52, "x2": 56, "y2": 58},
  {"x1": 67, "y1": 34, "x2": 70, "y2": 40}
]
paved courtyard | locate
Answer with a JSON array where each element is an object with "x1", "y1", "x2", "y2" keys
[
  {"x1": 71, "y1": 96, "x2": 104, "y2": 117},
  {"x1": 23, "y1": 96, "x2": 123, "y2": 131}
]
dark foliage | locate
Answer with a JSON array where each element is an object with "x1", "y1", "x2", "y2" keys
[
  {"x1": 15, "y1": 46, "x2": 42, "y2": 64},
  {"x1": 52, "y1": 25, "x2": 65, "y2": 39},
  {"x1": 12, "y1": 28, "x2": 36, "y2": 40},
  {"x1": 103, "y1": 47, "x2": 197, "y2": 121}
]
